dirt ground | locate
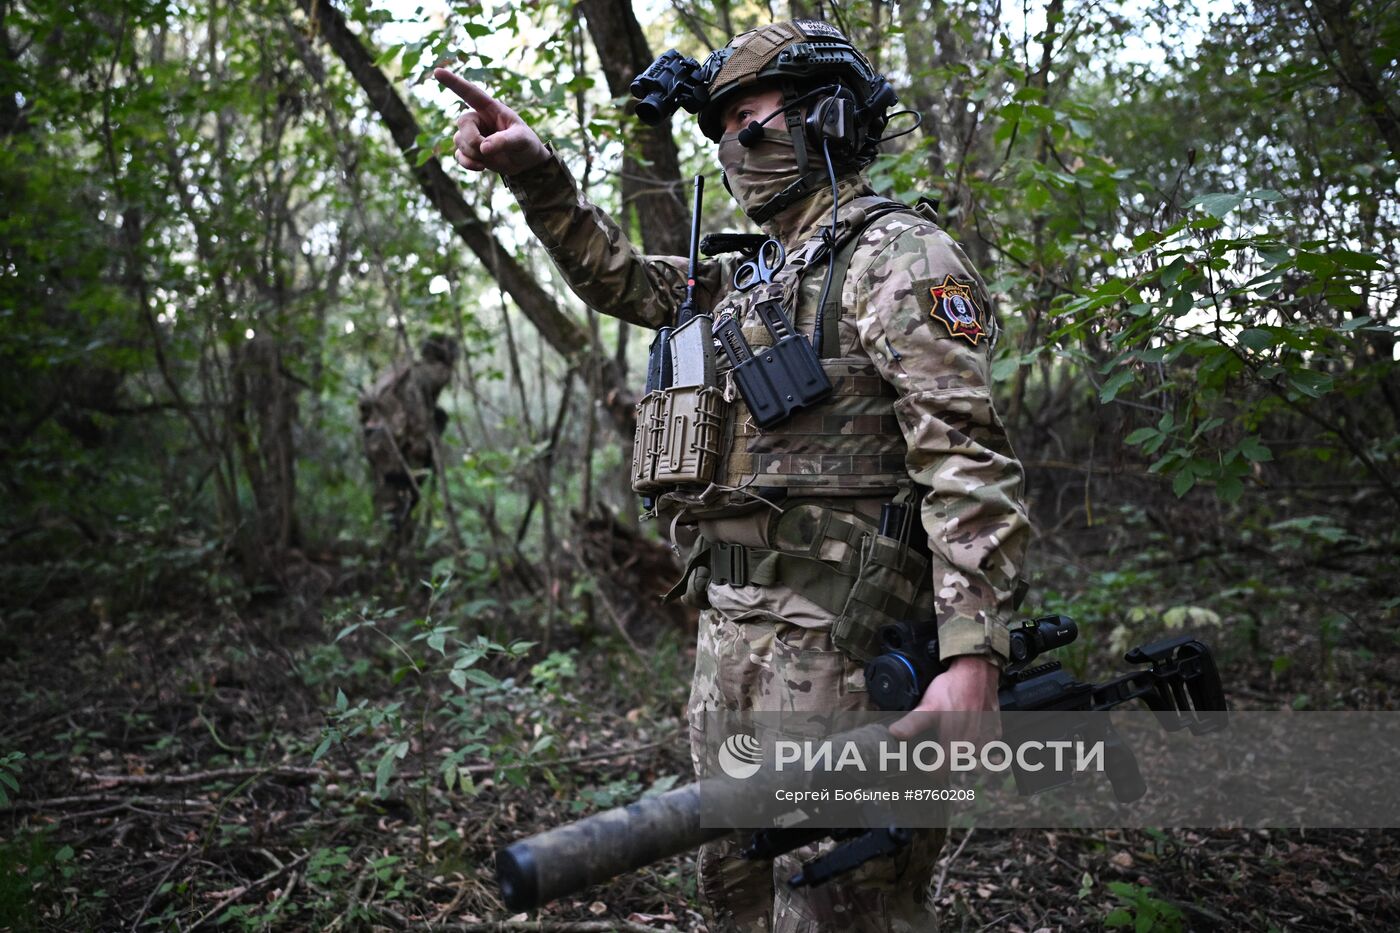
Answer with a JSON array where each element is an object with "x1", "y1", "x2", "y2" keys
[{"x1": 3, "y1": 542, "x2": 1399, "y2": 932}]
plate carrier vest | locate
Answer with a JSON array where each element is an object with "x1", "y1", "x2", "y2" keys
[{"x1": 631, "y1": 195, "x2": 944, "y2": 661}]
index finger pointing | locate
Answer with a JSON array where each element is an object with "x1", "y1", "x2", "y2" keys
[{"x1": 433, "y1": 68, "x2": 496, "y2": 111}]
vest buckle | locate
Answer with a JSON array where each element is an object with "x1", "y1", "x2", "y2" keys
[{"x1": 711, "y1": 541, "x2": 749, "y2": 587}]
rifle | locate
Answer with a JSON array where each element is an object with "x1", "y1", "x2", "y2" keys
[{"x1": 495, "y1": 617, "x2": 1228, "y2": 911}]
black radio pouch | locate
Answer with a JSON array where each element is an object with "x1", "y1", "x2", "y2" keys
[{"x1": 715, "y1": 298, "x2": 832, "y2": 429}]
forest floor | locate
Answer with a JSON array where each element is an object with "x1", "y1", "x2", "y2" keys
[{"x1": 3, "y1": 511, "x2": 1400, "y2": 932}]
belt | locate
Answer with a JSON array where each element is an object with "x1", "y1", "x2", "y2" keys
[{"x1": 666, "y1": 511, "x2": 876, "y2": 615}]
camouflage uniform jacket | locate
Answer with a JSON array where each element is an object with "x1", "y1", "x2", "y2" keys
[{"x1": 504, "y1": 146, "x2": 1030, "y2": 665}]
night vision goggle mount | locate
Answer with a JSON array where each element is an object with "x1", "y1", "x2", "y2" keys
[{"x1": 628, "y1": 49, "x2": 721, "y2": 127}]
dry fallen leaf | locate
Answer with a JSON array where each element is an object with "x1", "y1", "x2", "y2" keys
[
  {"x1": 1110, "y1": 851, "x2": 1134, "y2": 870},
  {"x1": 589, "y1": 901, "x2": 608, "y2": 915}
]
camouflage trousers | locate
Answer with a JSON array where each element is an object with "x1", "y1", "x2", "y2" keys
[{"x1": 686, "y1": 584, "x2": 946, "y2": 933}]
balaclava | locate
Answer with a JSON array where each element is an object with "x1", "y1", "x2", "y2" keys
[{"x1": 717, "y1": 126, "x2": 805, "y2": 224}]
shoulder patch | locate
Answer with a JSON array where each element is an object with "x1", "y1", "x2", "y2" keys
[{"x1": 928, "y1": 275, "x2": 985, "y2": 344}]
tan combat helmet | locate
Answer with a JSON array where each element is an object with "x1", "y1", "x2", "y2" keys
[
  {"x1": 628, "y1": 21, "x2": 899, "y2": 221},
  {"x1": 694, "y1": 20, "x2": 890, "y2": 146}
]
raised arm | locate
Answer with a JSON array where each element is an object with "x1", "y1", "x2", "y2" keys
[{"x1": 435, "y1": 69, "x2": 723, "y2": 330}]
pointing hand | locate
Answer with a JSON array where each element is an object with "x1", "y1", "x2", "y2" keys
[{"x1": 434, "y1": 69, "x2": 550, "y2": 176}]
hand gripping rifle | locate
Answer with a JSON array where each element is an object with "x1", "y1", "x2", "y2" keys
[{"x1": 495, "y1": 617, "x2": 1228, "y2": 911}]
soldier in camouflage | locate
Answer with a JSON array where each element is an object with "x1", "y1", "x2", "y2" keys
[
  {"x1": 359, "y1": 334, "x2": 458, "y2": 540},
  {"x1": 438, "y1": 19, "x2": 1030, "y2": 932}
]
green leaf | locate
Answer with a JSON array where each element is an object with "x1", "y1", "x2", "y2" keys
[
  {"x1": 462, "y1": 22, "x2": 491, "y2": 38},
  {"x1": 374, "y1": 741, "x2": 410, "y2": 797},
  {"x1": 427, "y1": 630, "x2": 446, "y2": 655},
  {"x1": 1294, "y1": 252, "x2": 1336, "y2": 276},
  {"x1": 991, "y1": 356, "x2": 1022, "y2": 380},
  {"x1": 312, "y1": 735, "x2": 333, "y2": 764},
  {"x1": 464, "y1": 669, "x2": 500, "y2": 688},
  {"x1": 0, "y1": 771, "x2": 17, "y2": 792},
  {"x1": 448, "y1": 669, "x2": 467, "y2": 690},
  {"x1": 1190, "y1": 192, "x2": 1244, "y2": 217},
  {"x1": 529, "y1": 735, "x2": 555, "y2": 756},
  {"x1": 1172, "y1": 470, "x2": 1196, "y2": 498},
  {"x1": 335, "y1": 688, "x2": 348, "y2": 711},
  {"x1": 1330, "y1": 249, "x2": 1383, "y2": 271},
  {"x1": 1288, "y1": 370, "x2": 1333, "y2": 398},
  {"x1": 1131, "y1": 229, "x2": 1165, "y2": 251},
  {"x1": 1100, "y1": 370, "x2": 1135, "y2": 403},
  {"x1": 1124, "y1": 428, "x2": 1157, "y2": 446},
  {"x1": 1105, "y1": 908, "x2": 1133, "y2": 927},
  {"x1": 1237, "y1": 328, "x2": 1279, "y2": 352},
  {"x1": 643, "y1": 774, "x2": 681, "y2": 798},
  {"x1": 373, "y1": 43, "x2": 404, "y2": 67},
  {"x1": 1238, "y1": 437, "x2": 1272, "y2": 462}
]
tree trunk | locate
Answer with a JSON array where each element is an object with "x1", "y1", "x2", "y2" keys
[
  {"x1": 1304, "y1": 0, "x2": 1400, "y2": 165},
  {"x1": 577, "y1": 0, "x2": 689, "y2": 257}
]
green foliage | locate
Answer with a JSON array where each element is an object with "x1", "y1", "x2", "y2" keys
[
  {"x1": 1104, "y1": 881, "x2": 1186, "y2": 932},
  {"x1": 0, "y1": 751, "x2": 23, "y2": 808},
  {"x1": 0, "y1": 830, "x2": 87, "y2": 929},
  {"x1": 1047, "y1": 190, "x2": 1391, "y2": 502},
  {"x1": 312, "y1": 583, "x2": 544, "y2": 805}
]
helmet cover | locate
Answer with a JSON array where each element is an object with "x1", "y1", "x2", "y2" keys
[{"x1": 696, "y1": 20, "x2": 880, "y2": 142}]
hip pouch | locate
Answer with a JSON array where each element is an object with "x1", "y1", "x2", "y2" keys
[{"x1": 831, "y1": 532, "x2": 934, "y2": 662}]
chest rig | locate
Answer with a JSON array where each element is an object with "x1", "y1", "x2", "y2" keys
[
  {"x1": 635, "y1": 194, "x2": 946, "y2": 660},
  {"x1": 631, "y1": 195, "x2": 921, "y2": 520}
]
